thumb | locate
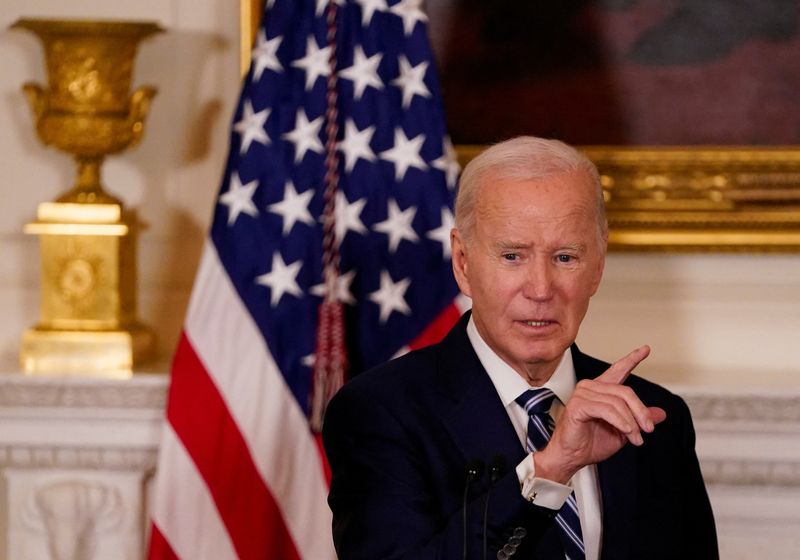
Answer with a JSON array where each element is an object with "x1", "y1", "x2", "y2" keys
[{"x1": 649, "y1": 406, "x2": 667, "y2": 426}]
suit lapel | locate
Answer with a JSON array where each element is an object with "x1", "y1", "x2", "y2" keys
[
  {"x1": 436, "y1": 314, "x2": 527, "y2": 469},
  {"x1": 572, "y1": 346, "x2": 636, "y2": 560}
]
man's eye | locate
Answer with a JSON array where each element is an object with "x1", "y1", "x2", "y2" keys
[
  {"x1": 502, "y1": 253, "x2": 518, "y2": 261},
  {"x1": 557, "y1": 254, "x2": 574, "y2": 263}
]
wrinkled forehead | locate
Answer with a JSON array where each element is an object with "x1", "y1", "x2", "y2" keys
[
  {"x1": 473, "y1": 170, "x2": 606, "y2": 244},
  {"x1": 475, "y1": 169, "x2": 597, "y2": 211}
]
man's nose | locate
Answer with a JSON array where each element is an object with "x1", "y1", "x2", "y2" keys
[{"x1": 522, "y1": 260, "x2": 554, "y2": 301}]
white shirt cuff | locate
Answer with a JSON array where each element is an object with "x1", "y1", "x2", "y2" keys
[{"x1": 515, "y1": 453, "x2": 572, "y2": 509}]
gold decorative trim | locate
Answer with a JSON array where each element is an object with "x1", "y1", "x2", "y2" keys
[{"x1": 240, "y1": 0, "x2": 263, "y2": 76}]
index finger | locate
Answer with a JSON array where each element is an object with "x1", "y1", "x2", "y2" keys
[{"x1": 597, "y1": 345, "x2": 651, "y2": 385}]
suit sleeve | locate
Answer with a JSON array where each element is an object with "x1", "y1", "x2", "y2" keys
[{"x1": 322, "y1": 382, "x2": 560, "y2": 560}]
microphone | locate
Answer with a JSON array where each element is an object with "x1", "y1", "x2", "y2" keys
[
  {"x1": 483, "y1": 455, "x2": 507, "y2": 560},
  {"x1": 463, "y1": 459, "x2": 485, "y2": 560}
]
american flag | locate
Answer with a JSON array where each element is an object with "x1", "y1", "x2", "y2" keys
[{"x1": 148, "y1": 0, "x2": 462, "y2": 558}]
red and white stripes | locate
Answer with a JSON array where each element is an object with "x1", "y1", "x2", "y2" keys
[{"x1": 149, "y1": 243, "x2": 335, "y2": 560}]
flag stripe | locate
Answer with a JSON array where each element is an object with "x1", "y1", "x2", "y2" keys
[
  {"x1": 185, "y1": 243, "x2": 334, "y2": 559},
  {"x1": 150, "y1": 424, "x2": 239, "y2": 560},
  {"x1": 147, "y1": 526, "x2": 180, "y2": 560},
  {"x1": 168, "y1": 332, "x2": 302, "y2": 560},
  {"x1": 408, "y1": 302, "x2": 461, "y2": 350},
  {"x1": 314, "y1": 432, "x2": 332, "y2": 485}
]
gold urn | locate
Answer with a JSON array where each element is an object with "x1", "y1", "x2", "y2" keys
[{"x1": 12, "y1": 18, "x2": 163, "y2": 377}]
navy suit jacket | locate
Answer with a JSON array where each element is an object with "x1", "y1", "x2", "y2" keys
[{"x1": 323, "y1": 313, "x2": 718, "y2": 559}]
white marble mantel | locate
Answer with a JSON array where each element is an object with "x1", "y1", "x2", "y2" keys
[
  {"x1": 677, "y1": 385, "x2": 800, "y2": 559},
  {"x1": 1, "y1": 372, "x2": 799, "y2": 559},
  {"x1": 0, "y1": 372, "x2": 168, "y2": 560}
]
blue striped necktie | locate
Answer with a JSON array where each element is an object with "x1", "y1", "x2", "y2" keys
[{"x1": 515, "y1": 388, "x2": 585, "y2": 560}]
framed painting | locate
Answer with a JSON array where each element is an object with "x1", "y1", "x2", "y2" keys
[{"x1": 243, "y1": 0, "x2": 800, "y2": 251}]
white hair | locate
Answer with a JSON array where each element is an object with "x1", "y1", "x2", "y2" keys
[{"x1": 454, "y1": 136, "x2": 608, "y2": 243}]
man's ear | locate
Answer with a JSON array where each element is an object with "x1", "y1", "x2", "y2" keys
[{"x1": 450, "y1": 228, "x2": 472, "y2": 297}]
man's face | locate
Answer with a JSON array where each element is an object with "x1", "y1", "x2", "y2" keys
[{"x1": 451, "y1": 170, "x2": 606, "y2": 382}]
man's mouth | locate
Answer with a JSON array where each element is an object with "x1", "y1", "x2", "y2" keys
[{"x1": 524, "y1": 320, "x2": 553, "y2": 327}]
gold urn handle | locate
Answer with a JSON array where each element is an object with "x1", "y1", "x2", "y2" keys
[
  {"x1": 21, "y1": 82, "x2": 48, "y2": 126},
  {"x1": 127, "y1": 86, "x2": 158, "y2": 149}
]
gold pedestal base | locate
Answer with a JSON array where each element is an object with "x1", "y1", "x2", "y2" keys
[
  {"x1": 21, "y1": 324, "x2": 155, "y2": 378},
  {"x1": 22, "y1": 200, "x2": 156, "y2": 377}
]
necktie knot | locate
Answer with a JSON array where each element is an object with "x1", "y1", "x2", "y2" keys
[{"x1": 515, "y1": 387, "x2": 556, "y2": 417}]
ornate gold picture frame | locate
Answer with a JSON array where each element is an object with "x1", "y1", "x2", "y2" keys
[
  {"x1": 241, "y1": 1, "x2": 800, "y2": 252},
  {"x1": 460, "y1": 145, "x2": 800, "y2": 252}
]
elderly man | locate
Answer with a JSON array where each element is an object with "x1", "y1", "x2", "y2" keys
[{"x1": 323, "y1": 137, "x2": 717, "y2": 559}]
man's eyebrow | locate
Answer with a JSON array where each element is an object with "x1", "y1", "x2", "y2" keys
[
  {"x1": 495, "y1": 241, "x2": 530, "y2": 249},
  {"x1": 558, "y1": 243, "x2": 586, "y2": 252}
]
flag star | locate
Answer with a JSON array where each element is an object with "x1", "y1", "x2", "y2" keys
[
  {"x1": 251, "y1": 30, "x2": 283, "y2": 81},
  {"x1": 301, "y1": 353, "x2": 315, "y2": 368},
  {"x1": 310, "y1": 269, "x2": 357, "y2": 305},
  {"x1": 432, "y1": 137, "x2": 460, "y2": 189},
  {"x1": 391, "y1": 56, "x2": 431, "y2": 108},
  {"x1": 354, "y1": 0, "x2": 388, "y2": 26},
  {"x1": 282, "y1": 109, "x2": 325, "y2": 163},
  {"x1": 219, "y1": 173, "x2": 259, "y2": 226},
  {"x1": 373, "y1": 199, "x2": 419, "y2": 253},
  {"x1": 338, "y1": 119, "x2": 376, "y2": 172},
  {"x1": 233, "y1": 100, "x2": 270, "y2": 154},
  {"x1": 426, "y1": 207, "x2": 454, "y2": 259},
  {"x1": 334, "y1": 191, "x2": 368, "y2": 243},
  {"x1": 389, "y1": 0, "x2": 428, "y2": 35},
  {"x1": 315, "y1": 0, "x2": 345, "y2": 16},
  {"x1": 291, "y1": 36, "x2": 332, "y2": 90},
  {"x1": 255, "y1": 252, "x2": 304, "y2": 307},
  {"x1": 379, "y1": 128, "x2": 428, "y2": 182},
  {"x1": 339, "y1": 45, "x2": 383, "y2": 100},
  {"x1": 267, "y1": 181, "x2": 315, "y2": 235},
  {"x1": 368, "y1": 270, "x2": 412, "y2": 323}
]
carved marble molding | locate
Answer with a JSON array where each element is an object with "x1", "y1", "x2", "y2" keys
[
  {"x1": 682, "y1": 392, "x2": 800, "y2": 424},
  {"x1": 2, "y1": 443, "x2": 794, "y2": 487},
  {"x1": 2, "y1": 375, "x2": 798, "y2": 490},
  {"x1": 0, "y1": 445, "x2": 158, "y2": 472},
  {"x1": 701, "y1": 459, "x2": 800, "y2": 487},
  {"x1": 22, "y1": 479, "x2": 125, "y2": 560},
  {"x1": 0, "y1": 374, "x2": 168, "y2": 409}
]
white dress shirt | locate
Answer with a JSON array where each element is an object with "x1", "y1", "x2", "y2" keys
[{"x1": 466, "y1": 317, "x2": 603, "y2": 560}]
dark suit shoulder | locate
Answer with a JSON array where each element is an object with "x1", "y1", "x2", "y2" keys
[
  {"x1": 627, "y1": 374, "x2": 687, "y2": 412},
  {"x1": 323, "y1": 343, "x2": 460, "y2": 446},
  {"x1": 330, "y1": 312, "x2": 477, "y2": 410},
  {"x1": 331, "y1": 344, "x2": 439, "y2": 405}
]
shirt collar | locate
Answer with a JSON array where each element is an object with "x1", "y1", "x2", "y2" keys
[{"x1": 466, "y1": 315, "x2": 576, "y2": 406}]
